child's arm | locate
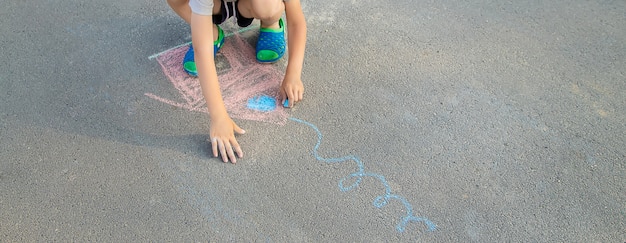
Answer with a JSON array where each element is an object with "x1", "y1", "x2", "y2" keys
[
  {"x1": 281, "y1": 0, "x2": 307, "y2": 107},
  {"x1": 190, "y1": 12, "x2": 245, "y2": 163}
]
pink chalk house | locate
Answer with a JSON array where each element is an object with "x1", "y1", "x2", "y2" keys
[{"x1": 146, "y1": 34, "x2": 289, "y2": 125}]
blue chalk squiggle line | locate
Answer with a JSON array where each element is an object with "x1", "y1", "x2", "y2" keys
[{"x1": 289, "y1": 117, "x2": 436, "y2": 233}]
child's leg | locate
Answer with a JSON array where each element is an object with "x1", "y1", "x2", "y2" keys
[
  {"x1": 166, "y1": 0, "x2": 192, "y2": 23},
  {"x1": 237, "y1": 0, "x2": 285, "y2": 28},
  {"x1": 237, "y1": 0, "x2": 286, "y2": 63}
]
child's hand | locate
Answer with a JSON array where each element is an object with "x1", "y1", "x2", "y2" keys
[
  {"x1": 209, "y1": 115, "x2": 245, "y2": 163},
  {"x1": 280, "y1": 74, "x2": 304, "y2": 108}
]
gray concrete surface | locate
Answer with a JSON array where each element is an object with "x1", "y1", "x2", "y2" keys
[{"x1": 1, "y1": 0, "x2": 625, "y2": 241}]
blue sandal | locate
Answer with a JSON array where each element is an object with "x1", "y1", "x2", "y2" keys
[
  {"x1": 183, "y1": 25, "x2": 225, "y2": 77},
  {"x1": 256, "y1": 18, "x2": 286, "y2": 63}
]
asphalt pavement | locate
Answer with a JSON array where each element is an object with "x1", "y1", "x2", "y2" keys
[{"x1": 1, "y1": 0, "x2": 625, "y2": 241}]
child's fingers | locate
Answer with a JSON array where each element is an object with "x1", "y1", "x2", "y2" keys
[
  {"x1": 211, "y1": 136, "x2": 241, "y2": 163},
  {"x1": 230, "y1": 139, "x2": 243, "y2": 159},
  {"x1": 225, "y1": 141, "x2": 236, "y2": 163},
  {"x1": 211, "y1": 137, "x2": 218, "y2": 158},
  {"x1": 233, "y1": 123, "x2": 246, "y2": 135},
  {"x1": 288, "y1": 90, "x2": 303, "y2": 107},
  {"x1": 288, "y1": 92, "x2": 295, "y2": 107},
  {"x1": 219, "y1": 140, "x2": 229, "y2": 163},
  {"x1": 278, "y1": 88, "x2": 287, "y2": 103},
  {"x1": 291, "y1": 89, "x2": 300, "y2": 105}
]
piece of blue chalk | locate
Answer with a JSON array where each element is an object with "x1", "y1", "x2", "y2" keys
[{"x1": 283, "y1": 99, "x2": 289, "y2": 108}]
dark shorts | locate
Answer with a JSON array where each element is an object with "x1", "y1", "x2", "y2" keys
[{"x1": 212, "y1": 0, "x2": 254, "y2": 27}]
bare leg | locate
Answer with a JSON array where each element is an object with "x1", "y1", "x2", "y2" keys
[{"x1": 237, "y1": 0, "x2": 285, "y2": 29}]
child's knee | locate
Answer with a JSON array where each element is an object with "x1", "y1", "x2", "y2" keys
[
  {"x1": 243, "y1": 0, "x2": 284, "y2": 20},
  {"x1": 167, "y1": 0, "x2": 188, "y2": 8}
]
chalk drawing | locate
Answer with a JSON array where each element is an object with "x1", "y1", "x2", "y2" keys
[
  {"x1": 289, "y1": 117, "x2": 437, "y2": 233},
  {"x1": 145, "y1": 33, "x2": 288, "y2": 125},
  {"x1": 146, "y1": 28, "x2": 436, "y2": 234},
  {"x1": 247, "y1": 95, "x2": 277, "y2": 112},
  {"x1": 147, "y1": 25, "x2": 259, "y2": 60}
]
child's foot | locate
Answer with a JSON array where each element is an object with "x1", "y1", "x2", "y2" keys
[
  {"x1": 183, "y1": 25, "x2": 225, "y2": 77},
  {"x1": 256, "y1": 18, "x2": 286, "y2": 63}
]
